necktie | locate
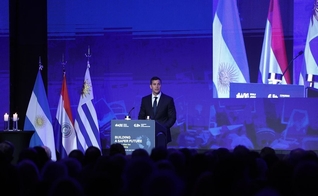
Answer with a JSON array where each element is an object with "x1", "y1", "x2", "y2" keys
[{"x1": 153, "y1": 97, "x2": 158, "y2": 115}]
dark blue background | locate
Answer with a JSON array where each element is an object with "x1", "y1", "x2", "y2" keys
[{"x1": 1, "y1": 0, "x2": 318, "y2": 151}]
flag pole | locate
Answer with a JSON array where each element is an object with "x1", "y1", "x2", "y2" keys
[
  {"x1": 61, "y1": 54, "x2": 67, "y2": 76},
  {"x1": 39, "y1": 56, "x2": 43, "y2": 71},
  {"x1": 85, "y1": 46, "x2": 91, "y2": 68}
]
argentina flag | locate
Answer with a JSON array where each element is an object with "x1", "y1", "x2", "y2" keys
[
  {"x1": 55, "y1": 72, "x2": 77, "y2": 159},
  {"x1": 74, "y1": 61, "x2": 101, "y2": 152},
  {"x1": 213, "y1": 0, "x2": 250, "y2": 98},
  {"x1": 299, "y1": 6, "x2": 318, "y2": 87},
  {"x1": 24, "y1": 69, "x2": 57, "y2": 161}
]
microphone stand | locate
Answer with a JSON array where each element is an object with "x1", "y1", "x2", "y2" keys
[
  {"x1": 282, "y1": 51, "x2": 304, "y2": 77},
  {"x1": 125, "y1": 107, "x2": 135, "y2": 120}
]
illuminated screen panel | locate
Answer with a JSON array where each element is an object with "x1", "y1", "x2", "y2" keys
[{"x1": 47, "y1": 0, "x2": 318, "y2": 151}]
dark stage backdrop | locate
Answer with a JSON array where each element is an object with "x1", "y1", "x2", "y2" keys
[
  {"x1": 0, "y1": 0, "x2": 9, "y2": 124},
  {"x1": 1, "y1": 1, "x2": 317, "y2": 152}
]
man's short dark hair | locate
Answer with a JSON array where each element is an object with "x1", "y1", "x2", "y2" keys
[{"x1": 150, "y1": 76, "x2": 161, "y2": 84}]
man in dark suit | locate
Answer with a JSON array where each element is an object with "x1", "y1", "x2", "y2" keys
[{"x1": 138, "y1": 76, "x2": 177, "y2": 148}]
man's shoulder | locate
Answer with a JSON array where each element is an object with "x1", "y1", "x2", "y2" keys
[
  {"x1": 142, "y1": 94, "x2": 152, "y2": 99},
  {"x1": 161, "y1": 93, "x2": 174, "y2": 100}
]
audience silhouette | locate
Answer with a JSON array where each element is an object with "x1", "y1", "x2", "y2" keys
[{"x1": 1, "y1": 140, "x2": 318, "y2": 196}]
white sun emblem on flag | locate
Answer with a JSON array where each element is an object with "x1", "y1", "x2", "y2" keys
[
  {"x1": 35, "y1": 116, "x2": 46, "y2": 128},
  {"x1": 217, "y1": 62, "x2": 239, "y2": 93},
  {"x1": 81, "y1": 80, "x2": 91, "y2": 98}
]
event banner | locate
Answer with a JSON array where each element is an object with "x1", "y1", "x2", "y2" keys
[{"x1": 111, "y1": 120, "x2": 156, "y2": 155}]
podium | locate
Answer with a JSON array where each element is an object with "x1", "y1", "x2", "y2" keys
[
  {"x1": 0, "y1": 131, "x2": 34, "y2": 164},
  {"x1": 111, "y1": 120, "x2": 166, "y2": 155},
  {"x1": 306, "y1": 87, "x2": 318, "y2": 97},
  {"x1": 230, "y1": 83, "x2": 305, "y2": 98}
]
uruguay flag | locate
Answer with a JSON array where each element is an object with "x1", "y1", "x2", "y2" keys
[
  {"x1": 24, "y1": 70, "x2": 57, "y2": 161},
  {"x1": 213, "y1": 0, "x2": 250, "y2": 98},
  {"x1": 258, "y1": 0, "x2": 290, "y2": 84},
  {"x1": 74, "y1": 61, "x2": 101, "y2": 152},
  {"x1": 55, "y1": 72, "x2": 77, "y2": 159},
  {"x1": 299, "y1": 11, "x2": 318, "y2": 86}
]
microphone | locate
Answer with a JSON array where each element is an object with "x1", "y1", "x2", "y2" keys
[
  {"x1": 282, "y1": 50, "x2": 304, "y2": 76},
  {"x1": 125, "y1": 107, "x2": 135, "y2": 120}
]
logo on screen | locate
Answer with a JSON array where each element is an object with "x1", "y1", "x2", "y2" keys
[
  {"x1": 114, "y1": 123, "x2": 129, "y2": 127},
  {"x1": 236, "y1": 92, "x2": 256, "y2": 98},
  {"x1": 268, "y1": 94, "x2": 278, "y2": 98},
  {"x1": 134, "y1": 124, "x2": 141, "y2": 127}
]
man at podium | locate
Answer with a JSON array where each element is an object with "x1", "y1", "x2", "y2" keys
[{"x1": 138, "y1": 76, "x2": 177, "y2": 148}]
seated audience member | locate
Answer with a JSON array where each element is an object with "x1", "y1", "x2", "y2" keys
[
  {"x1": 59, "y1": 157, "x2": 83, "y2": 181},
  {"x1": 83, "y1": 146, "x2": 102, "y2": 166},
  {"x1": 109, "y1": 143, "x2": 126, "y2": 156},
  {"x1": 131, "y1": 148, "x2": 149, "y2": 159},
  {"x1": 33, "y1": 146, "x2": 52, "y2": 171},
  {"x1": 0, "y1": 140, "x2": 15, "y2": 164},
  {"x1": 17, "y1": 147, "x2": 39, "y2": 168},
  {"x1": 68, "y1": 149, "x2": 84, "y2": 165},
  {"x1": 17, "y1": 159, "x2": 41, "y2": 196},
  {"x1": 143, "y1": 170, "x2": 185, "y2": 196},
  {"x1": 48, "y1": 177, "x2": 85, "y2": 196},
  {"x1": 42, "y1": 145, "x2": 52, "y2": 160},
  {"x1": 0, "y1": 141, "x2": 19, "y2": 196},
  {"x1": 39, "y1": 161, "x2": 69, "y2": 195}
]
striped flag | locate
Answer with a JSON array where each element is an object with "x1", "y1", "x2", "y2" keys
[
  {"x1": 24, "y1": 69, "x2": 57, "y2": 161},
  {"x1": 213, "y1": 0, "x2": 250, "y2": 98},
  {"x1": 55, "y1": 72, "x2": 77, "y2": 159},
  {"x1": 299, "y1": 8, "x2": 318, "y2": 86},
  {"x1": 74, "y1": 61, "x2": 101, "y2": 152},
  {"x1": 258, "y1": 0, "x2": 290, "y2": 84}
]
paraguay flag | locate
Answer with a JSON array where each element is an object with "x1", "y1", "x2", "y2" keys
[
  {"x1": 213, "y1": 0, "x2": 250, "y2": 98},
  {"x1": 258, "y1": 0, "x2": 290, "y2": 84},
  {"x1": 55, "y1": 72, "x2": 77, "y2": 159},
  {"x1": 299, "y1": 9, "x2": 318, "y2": 87},
  {"x1": 74, "y1": 61, "x2": 101, "y2": 152},
  {"x1": 24, "y1": 69, "x2": 57, "y2": 161}
]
